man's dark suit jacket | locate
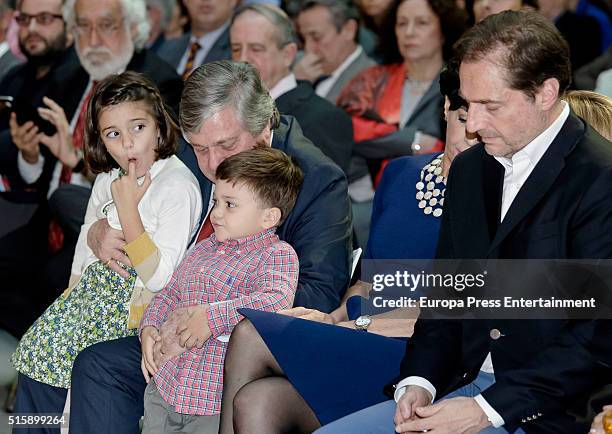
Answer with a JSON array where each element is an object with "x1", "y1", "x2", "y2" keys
[
  {"x1": 176, "y1": 115, "x2": 352, "y2": 313},
  {"x1": 22, "y1": 48, "x2": 183, "y2": 196},
  {"x1": 156, "y1": 28, "x2": 231, "y2": 72},
  {"x1": 275, "y1": 81, "x2": 353, "y2": 174},
  {"x1": 397, "y1": 112, "x2": 612, "y2": 433},
  {"x1": 0, "y1": 48, "x2": 79, "y2": 190}
]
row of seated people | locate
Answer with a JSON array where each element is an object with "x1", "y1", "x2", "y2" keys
[
  {"x1": 8, "y1": 8, "x2": 612, "y2": 434},
  {"x1": 1, "y1": 0, "x2": 611, "y2": 340}
]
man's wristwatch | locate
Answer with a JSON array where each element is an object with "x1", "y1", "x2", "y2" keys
[{"x1": 354, "y1": 315, "x2": 372, "y2": 331}]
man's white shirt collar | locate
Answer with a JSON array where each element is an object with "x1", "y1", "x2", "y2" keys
[
  {"x1": 0, "y1": 41, "x2": 10, "y2": 59},
  {"x1": 178, "y1": 20, "x2": 229, "y2": 74},
  {"x1": 495, "y1": 101, "x2": 570, "y2": 221},
  {"x1": 269, "y1": 73, "x2": 297, "y2": 100},
  {"x1": 315, "y1": 45, "x2": 362, "y2": 98},
  {"x1": 190, "y1": 20, "x2": 229, "y2": 49},
  {"x1": 495, "y1": 102, "x2": 569, "y2": 172}
]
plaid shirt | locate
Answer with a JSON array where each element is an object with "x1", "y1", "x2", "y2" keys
[{"x1": 139, "y1": 228, "x2": 299, "y2": 415}]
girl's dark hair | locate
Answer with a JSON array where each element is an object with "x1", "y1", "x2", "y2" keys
[{"x1": 84, "y1": 71, "x2": 178, "y2": 174}]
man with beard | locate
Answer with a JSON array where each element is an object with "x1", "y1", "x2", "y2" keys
[
  {"x1": 16, "y1": 0, "x2": 182, "y2": 202},
  {"x1": 0, "y1": 0, "x2": 74, "y2": 191},
  {"x1": 0, "y1": 0, "x2": 76, "y2": 340}
]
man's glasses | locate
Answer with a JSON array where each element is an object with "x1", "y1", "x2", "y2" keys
[
  {"x1": 15, "y1": 12, "x2": 63, "y2": 27},
  {"x1": 74, "y1": 19, "x2": 124, "y2": 38}
]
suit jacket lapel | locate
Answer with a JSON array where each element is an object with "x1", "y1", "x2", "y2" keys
[
  {"x1": 204, "y1": 27, "x2": 230, "y2": 63},
  {"x1": 276, "y1": 82, "x2": 310, "y2": 114},
  {"x1": 487, "y1": 113, "x2": 583, "y2": 255},
  {"x1": 482, "y1": 153, "x2": 504, "y2": 242},
  {"x1": 330, "y1": 51, "x2": 369, "y2": 100}
]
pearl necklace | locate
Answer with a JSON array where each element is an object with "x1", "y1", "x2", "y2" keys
[{"x1": 415, "y1": 154, "x2": 446, "y2": 217}]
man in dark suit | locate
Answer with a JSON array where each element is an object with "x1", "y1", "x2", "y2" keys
[
  {"x1": 315, "y1": 11, "x2": 612, "y2": 434},
  {"x1": 230, "y1": 3, "x2": 353, "y2": 174},
  {"x1": 294, "y1": 0, "x2": 376, "y2": 104},
  {"x1": 0, "y1": 0, "x2": 76, "y2": 338},
  {"x1": 62, "y1": 60, "x2": 352, "y2": 433},
  {"x1": 157, "y1": 0, "x2": 234, "y2": 78}
]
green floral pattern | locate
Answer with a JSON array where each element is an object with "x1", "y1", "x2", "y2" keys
[{"x1": 11, "y1": 261, "x2": 138, "y2": 388}]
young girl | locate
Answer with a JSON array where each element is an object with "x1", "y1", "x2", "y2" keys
[{"x1": 11, "y1": 71, "x2": 202, "y2": 406}]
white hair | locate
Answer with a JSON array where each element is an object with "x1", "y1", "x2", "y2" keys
[{"x1": 63, "y1": 0, "x2": 150, "y2": 50}]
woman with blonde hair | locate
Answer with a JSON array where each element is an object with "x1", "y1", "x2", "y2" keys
[{"x1": 564, "y1": 90, "x2": 612, "y2": 140}]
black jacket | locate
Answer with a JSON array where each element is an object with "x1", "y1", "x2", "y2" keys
[
  {"x1": 397, "y1": 112, "x2": 612, "y2": 433},
  {"x1": 276, "y1": 81, "x2": 353, "y2": 174}
]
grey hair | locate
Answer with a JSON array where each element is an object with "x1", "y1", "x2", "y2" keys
[
  {"x1": 145, "y1": 0, "x2": 174, "y2": 31},
  {"x1": 298, "y1": 0, "x2": 360, "y2": 33},
  {"x1": 63, "y1": 0, "x2": 150, "y2": 50},
  {"x1": 231, "y1": 4, "x2": 297, "y2": 49},
  {"x1": 180, "y1": 60, "x2": 280, "y2": 138}
]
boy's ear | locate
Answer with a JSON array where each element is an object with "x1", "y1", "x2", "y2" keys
[{"x1": 262, "y1": 207, "x2": 282, "y2": 229}]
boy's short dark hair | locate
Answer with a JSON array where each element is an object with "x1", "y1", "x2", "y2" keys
[
  {"x1": 85, "y1": 71, "x2": 178, "y2": 174},
  {"x1": 216, "y1": 147, "x2": 304, "y2": 226}
]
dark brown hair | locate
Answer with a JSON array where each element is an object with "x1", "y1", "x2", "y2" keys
[
  {"x1": 215, "y1": 147, "x2": 304, "y2": 226},
  {"x1": 379, "y1": 0, "x2": 468, "y2": 64},
  {"x1": 454, "y1": 10, "x2": 571, "y2": 99},
  {"x1": 84, "y1": 71, "x2": 178, "y2": 174}
]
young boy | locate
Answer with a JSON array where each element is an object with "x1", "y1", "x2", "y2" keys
[{"x1": 138, "y1": 147, "x2": 304, "y2": 433}]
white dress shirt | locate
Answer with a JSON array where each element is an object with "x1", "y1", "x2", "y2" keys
[
  {"x1": 315, "y1": 45, "x2": 363, "y2": 98},
  {"x1": 394, "y1": 102, "x2": 570, "y2": 429},
  {"x1": 176, "y1": 22, "x2": 229, "y2": 76},
  {"x1": 0, "y1": 41, "x2": 10, "y2": 58}
]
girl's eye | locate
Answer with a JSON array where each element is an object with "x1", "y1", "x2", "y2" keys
[
  {"x1": 133, "y1": 123, "x2": 145, "y2": 132},
  {"x1": 106, "y1": 130, "x2": 119, "y2": 138},
  {"x1": 226, "y1": 202, "x2": 236, "y2": 208}
]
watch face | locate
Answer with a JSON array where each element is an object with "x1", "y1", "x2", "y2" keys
[{"x1": 355, "y1": 316, "x2": 371, "y2": 327}]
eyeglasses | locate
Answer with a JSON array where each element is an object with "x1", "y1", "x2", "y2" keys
[
  {"x1": 74, "y1": 18, "x2": 125, "y2": 38},
  {"x1": 15, "y1": 12, "x2": 63, "y2": 27}
]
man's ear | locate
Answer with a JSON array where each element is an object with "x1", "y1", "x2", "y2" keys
[
  {"x1": 65, "y1": 29, "x2": 74, "y2": 48},
  {"x1": 340, "y1": 19, "x2": 358, "y2": 42},
  {"x1": 262, "y1": 207, "x2": 281, "y2": 229},
  {"x1": 282, "y1": 42, "x2": 298, "y2": 69},
  {"x1": 255, "y1": 123, "x2": 272, "y2": 147},
  {"x1": 536, "y1": 77, "x2": 560, "y2": 111}
]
